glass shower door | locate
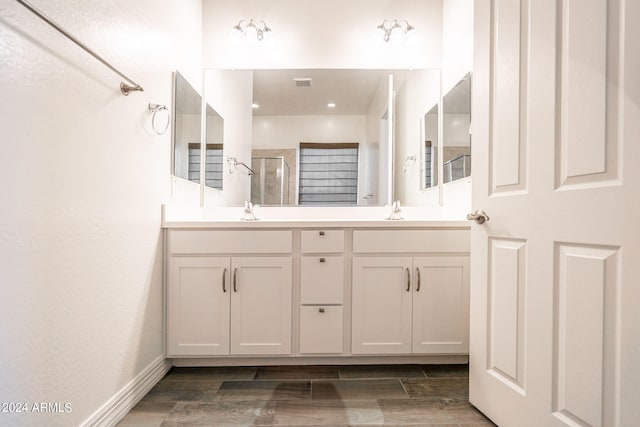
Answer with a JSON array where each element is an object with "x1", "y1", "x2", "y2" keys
[{"x1": 251, "y1": 157, "x2": 290, "y2": 205}]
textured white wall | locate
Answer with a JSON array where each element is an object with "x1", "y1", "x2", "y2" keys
[{"x1": 0, "y1": 0, "x2": 201, "y2": 425}]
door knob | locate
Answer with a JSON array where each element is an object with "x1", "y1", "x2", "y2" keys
[{"x1": 467, "y1": 209, "x2": 490, "y2": 224}]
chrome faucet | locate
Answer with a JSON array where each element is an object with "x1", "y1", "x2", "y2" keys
[
  {"x1": 241, "y1": 201, "x2": 258, "y2": 221},
  {"x1": 386, "y1": 200, "x2": 403, "y2": 220}
]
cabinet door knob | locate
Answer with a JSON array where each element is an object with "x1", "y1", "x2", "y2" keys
[
  {"x1": 319, "y1": 308, "x2": 325, "y2": 313},
  {"x1": 320, "y1": 257, "x2": 326, "y2": 263},
  {"x1": 319, "y1": 231, "x2": 325, "y2": 236}
]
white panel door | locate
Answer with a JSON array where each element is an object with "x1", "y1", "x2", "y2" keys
[
  {"x1": 471, "y1": 0, "x2": 640, "y2": 426},
  {"x1": 352, "y1": 257, "x2": 413, "y2": 354},
  {"x1": 230, "y1": 257, "x2": 292, "y2": 355},
  {"x1": 412, "y1": 257, "x2": 469, "y2": 354},
  {"x1": 167, "y1": 257, "x2": 231, "y2": 356}
]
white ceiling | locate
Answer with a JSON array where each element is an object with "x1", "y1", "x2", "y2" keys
[
  {"x1": 252, "y1": 69, "x2": 392, "y2": 116},
  {"x1": 443, "y1": 73, "x2": 471, "y2": 114}
]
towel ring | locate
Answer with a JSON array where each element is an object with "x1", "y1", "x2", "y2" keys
[{"x1": 149, "y1": 103, "x2": 170, "y2": 135}]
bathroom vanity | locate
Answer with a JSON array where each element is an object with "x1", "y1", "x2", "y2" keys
[
  {"x1": 166, "y1": 67, "x2": 473, "y2": 366},
  {"x1": 163, "y1": 212, "x2": 470, "y2": 366}
]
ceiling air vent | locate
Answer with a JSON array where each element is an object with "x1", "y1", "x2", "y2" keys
[{"x1": 293, "y1": 78, "x2": 312, "y2": 88}]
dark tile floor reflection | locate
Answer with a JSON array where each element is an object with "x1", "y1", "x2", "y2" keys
[{"x1": 117, "y1": 364, "x2": 496, "y2": 426}]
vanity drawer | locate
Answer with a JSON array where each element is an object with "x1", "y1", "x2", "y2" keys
[
  {"x1": 301, "y1": 230, "x2": 345, "y2": 253},
  {"x1": 300, "y1": 256, "x2": 344, "y2": 304},
  {"x1": 169, "y1": 230, "x2": 293, "y2": 254},
  {"x1": 353, "y1": 229, "x2": 470, "y2": 253},
  {"x1": 299, "y1": 305, "x2": 343, "y2": 354}
]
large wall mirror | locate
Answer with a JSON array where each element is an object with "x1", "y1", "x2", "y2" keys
[
  {"x1": 202, "y1": 68, "x2": 440, "y2": 207},
  {"x1": 172, "y1": 71, "x2": 224, "y2": 194},
  {"x1": 173, "y1": 72, "x2": 201, "y2": 184},
  {"x1": 442, "y1": 73, "x2": 471, "y2": 183}
]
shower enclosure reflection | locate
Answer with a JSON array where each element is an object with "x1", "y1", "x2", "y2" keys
[
  {"x1": 443, "y1": 153, "x2": 470, "y2": 182},
  {"x1": 251, "y1": 157, "x2": 291, "y2": 206}
]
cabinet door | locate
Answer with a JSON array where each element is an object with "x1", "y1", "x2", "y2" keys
[
  {"x1": 167, "y1": 257, "x2": 231, "y2": 356},
  {"x1": 230, "y1": 257, "x2": 292, "y2": 355},
  {"x1": 352, "y1": 257, "x2": 413, "y2": 354},
  {"x1": 412, "y1": 256, "x2": 470, "y2": 354}
]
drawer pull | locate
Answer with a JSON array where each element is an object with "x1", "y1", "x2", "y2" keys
[
  {"x1": 319, "y1": 231, "x2": 325, "y2": 236},
  {"x1": 406, "y1": 267, "x2": 411, "y2": 292},
  {"x1": 222, "y1": 268, "x2": 227, "y2": 293},
  {"x1": 416, "y1": 267, "x2": 421, "y2": 292},
  {"x1": 320, "y1": 257, "x2": 326, "y2": 263},
  {"x1": 319, "y1": 308, "x2": 325, "y2": 313},
  {"x1": 233, "y1": 268, "x2": 238, "y2": 292}
]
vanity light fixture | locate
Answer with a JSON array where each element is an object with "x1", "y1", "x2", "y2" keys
[
  {"x1": 376, "y1": 19, "x2": 415, "y2": 43},
  {"x1": 233, "y1": 19, "x2": 272, "y2": 42}
]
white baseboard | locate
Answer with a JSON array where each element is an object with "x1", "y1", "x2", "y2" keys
[
  {"x1": 171, "y1": 355, "x2": 469, "y2": 366},
  {"x1": 80, "y1": 356, "x2": 171, "y2": 427}
]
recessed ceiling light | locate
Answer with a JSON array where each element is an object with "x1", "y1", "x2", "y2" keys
[
  {"x1": 327, "y1": 103, "x2": 336, "y2": 108},
  {"x1": 252, "y1": 103, "x2": 260, "y2": 109}
]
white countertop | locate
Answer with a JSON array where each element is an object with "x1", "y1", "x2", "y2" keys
[
  {"x1": 163, "y1": 218, "x2": 469, "y2": 229},
  {"x1": 162, "y1": 205, "x2": 470, "y2": 229}
]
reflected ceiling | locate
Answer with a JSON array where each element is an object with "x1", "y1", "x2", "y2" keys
[
  {"x1": 443, "y1": 74, "x2": 471, "y2": 114},
  {"x1": 252, "y1": 69, "x2": 391, "y2": 116}
]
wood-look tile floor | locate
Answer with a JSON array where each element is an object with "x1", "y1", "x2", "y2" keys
[{"x1": 117, "y1": 364, "x2": 496, "y2": 426}]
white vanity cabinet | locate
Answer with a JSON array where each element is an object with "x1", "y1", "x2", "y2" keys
[
  {"x1": 166, "y1": 230, "x2": 293, "y2": 357},
  {"x1": 298, "y1": 229, "x2": 345, "y2": 354},
  {"x1": 351, "y1": 230, "x2": 470, "y2": 355},
  {"x1": 163, "y1": 221, "x2": 471, "y2": 364}
]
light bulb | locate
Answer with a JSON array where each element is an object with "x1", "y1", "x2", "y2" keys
[{"x1": 244, "y1": 25, "x2": 259, "y2": 44}]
